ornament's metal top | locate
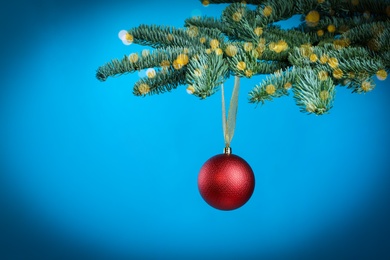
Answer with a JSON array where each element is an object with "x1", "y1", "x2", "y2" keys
[{"x1": 224, "y1": 147, "x2": 232, "y2": 155}]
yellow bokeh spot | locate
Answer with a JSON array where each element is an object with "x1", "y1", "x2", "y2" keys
[
  {"x1": 210, "y1": 39, "x2": 220, "y2": 50},
  {"x1": 320, "y1": 54, "x2": 329, "y2": 64},
  {"x1": 233, "y1": 12, "x2": 243, "y2": 22},
  {"x1": 215, "y1": 48, "x2": 223, "y2": 55},
  {"x1": 305, "y1": 10, "x2": 320, "y2": 27},
  {"x1": 328, "y1": 57, "x2": 339, "y2": 68},
  {"x1": 318, "y1": 70, "x2": 329, "y2": 81},
  {"x1": 256, "y1": 44, "x2": 266, "y2": 55},
  {"x1": 225, "y1": 45, "x2": 238, "y2": 57},
  {"x1": 205, "y1": 49, "x2": 212, "y2": 54},
  {"x1": 194, "y1": 68, "x2": 202, "y2": 77},
  {"x1": 317, "y1": 29, "x2": 324, "y2": 37},
  {"x1": 263, "y1": 6, "x2": 273, "y2": 17},
  {"x1": 146, "y1": 68, "x2": 156, "y2": 79},
  {"x1": 306, "y1": 103, "x2": 316, "y2": 113},
  {"x1": 351, "y1": 0, "x2": 359, "y2": 6},
  {"x1": 202, "y1": 0, "x2": 209, "y2": 6},
  {"x1": 299, "y1": 44, "x2": 313, "y2": 57},
  {"x1": 245, "y1": 70, "x2": 253, "y2": 78},
  {"x1": 176, "y1": 54, "x2": 189, "y2": 66},
  {"x1": 138, "y1": 84, "x2": 150, "y2": 95},
  {"x1": 167, "y1": 34, "x2": 174, "y2": 42},
  {"x1": 142, "y1": 49, "x2": 150, "y2": 57},
  {"x1": 265, "y1": 84, "x2": 276, "y2": 95},
  {"x1": 259, "y1": 38, "x2": 266, "y2": 45},
  {"x1": 244, "y1": 42, "x2": 254, "y2": 52},
  {"x1": 252, "y1": 49, "x2": 260, "y2": 59},
  {"x1": 187, "y1": 26, "x2": 199, "y2": 37},
  {"x1": 320, "y1": 90, "x2": 329, "y2": 101},
  {"x1": 200, "y1": 37, "x2": 207, "y2": 44},
  {"x1": 129, "y1": 53, "x2": 139, "y2": 63},
  {"x1": 327, "y1": 24, "x2": 336, "y2": 33},
  {"x1": 333, "y1": 68, "x2": 343, "y2": 79},
  {"x1": 160, "y1": 60, "x2": 170, "y2": 69},
  {"x1": 173, "y1": 60, "x2": 183, "y2": 70},
  {"x1": 339, "y1": 25, "x2": 350, "y2": 33},
  {"x1": 284, "y1": 82, "x2": 292, "y2": 90},
  {"x1": 125, "y1": 33, "x2": 134, "y2": 43},
  {"x1": 376, "y1": 69, "x2": 388, "y2": 81},
  {"x1": 361, "y1": 81, "x2": 374, "y2": 92},
  {"x1": 310, "y1": 53, "x2": 318, "y2": 63},
  {"x1": 270, "y1": 40, "x2": 288, "y2": 53},
  {"x1": 254, "y1": 27, "x2": 263, "y2": 36},
  {"x1": 343, "y1": 79, "x2": 351, "y2": 86},
  {"x1": 333, "y1": 39, "x2": 350, "y2": 49},
  {"x1": 237, "y1": 61, "x2": 246, "y2": 71},
  {"x1": 187, "y1": 85, "x2": 195, "y2": 94},
  {"x1": 318, "y1": 0, "x2": 325, "y2": 3}
]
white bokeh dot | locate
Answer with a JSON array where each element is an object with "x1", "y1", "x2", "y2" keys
[{"x1": 118, "y1": 30, "x2": 128, "y2": 41}]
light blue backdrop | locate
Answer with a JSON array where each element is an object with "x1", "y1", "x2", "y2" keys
[{"x1": 1, "y1": 1, "x2": 390, "y2": 259}]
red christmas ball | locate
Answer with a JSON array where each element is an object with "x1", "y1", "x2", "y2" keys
[{"x1": 198, "y1": 153, "x2": 255, "y2": 210}]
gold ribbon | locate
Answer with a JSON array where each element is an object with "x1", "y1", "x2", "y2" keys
[{"x1": 222, "y1": 76, "x2": 240, "y2": 153}]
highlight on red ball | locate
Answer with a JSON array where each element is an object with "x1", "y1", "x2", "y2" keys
[{"x1": 198, "y1": 153, "x2": 255, "y2": 210}]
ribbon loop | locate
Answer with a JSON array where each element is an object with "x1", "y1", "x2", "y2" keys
[{"x1": 222, "y1": 76, "x2": 240, "y2": 150}]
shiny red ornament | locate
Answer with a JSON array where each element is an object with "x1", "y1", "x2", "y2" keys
[{"x1": 198, "y1": 153, "x2": 255, "y2": 210}]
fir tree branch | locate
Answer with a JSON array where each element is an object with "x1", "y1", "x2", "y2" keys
[
  {"x1": 127, "y1": 25, "x2": 200, "y2": 49},
  {"x1": 293, "y1": 68, "x2": 336, "y2": 115},
  {"x1": 185, "y1": 17, "x2": 232, "y2": 36},
  {"x1": 97, "y1": 0, "x2": 390, "y2": 115},
  {"x1": 96, "y1": 46, "x2": 198, "y2": 82},
  {"x1": 133, "y1": 68, "x2": 187, "y2": 96},
  {"x1": 249, "y1": 68, "x2": 295, "y2": 104},
  {"x1": 186, "y1": 52, "x2": 229, "y2": 99}
]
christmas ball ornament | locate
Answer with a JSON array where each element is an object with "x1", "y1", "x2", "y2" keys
[{"x1": 198, "y1": 148, "x2": 255, "y2": 210}]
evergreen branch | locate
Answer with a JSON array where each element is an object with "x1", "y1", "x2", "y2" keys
[
  {"x1": 133, "y1": 68, "x2": 187, "y2": 96},
  {"x1": 293, "y1": 68, "x2": 336, "y2": 115},
  {"x1": 97, "y1": 0, "x2": 390, "y2": 115},
  {"x1": 343, "y1": 21, "x2": 390, "y2": 51},
  {"x1": 128, "y1": 24, "x2": 205, "y2": 49},
  {"x1": 336, "y1": 0, "x2": 390, "y2": 16},
  {"x1": 185, "y1": 17, "x2": 232, "y2": 36},
  {"x1": 249, "y1": 68, "x2": 295, "y2": 104},
  {"x1": 266, "y1": 27, "x2": 312, "y2": 47},
  {"x1": 254, "y1": 0, "x2": 296, "y2": 26},
  {"x1": 342, "y1": 76, "x2": 376, "y2": 94},
  {"x1": 186, "y1": 52, "x2": 229, "y2": 99},
  {"x1": 221, "y1": 3, "x2": 259, "y2": 41},
  {"x1": 96, "y1": 47, "x2": 198, "y2": 81},
  {"x1": 292, "y1": 0, "x2": 318, "y2": 14},
  {"x1": 224, "y1": 42, "x2": 288, "y2": 77},
  {"x1": 381, "y1": 51, "x2": 390, "y2": 67}
]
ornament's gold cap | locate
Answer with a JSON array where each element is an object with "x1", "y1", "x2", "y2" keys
[{"x1": 224, "y1": 147, "x2": 232, "y2": 155}]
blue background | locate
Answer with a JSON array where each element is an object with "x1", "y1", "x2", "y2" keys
[{"x1": 1, "y1": 1, "x2": 390, "y2": 259}]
